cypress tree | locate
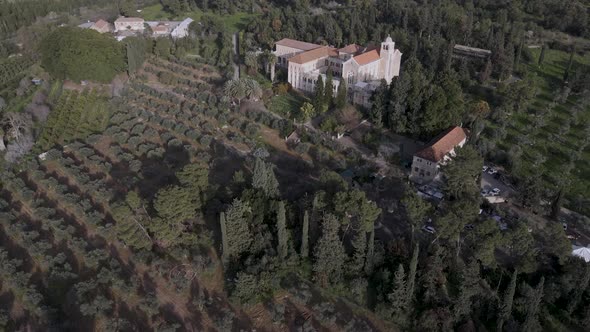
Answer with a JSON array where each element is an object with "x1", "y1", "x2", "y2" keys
[
  {"x1": 265, "y1": 162, "x2": 280, "y2": 198},
  {"x1": 313, "y1": 214, "x2": 347, "y2": 287},
  {"x1": 335, "y1": 80, "x2": 347, "y2": 110},
  {"x1": 369, "y1": 80, "x2": 388, "y2": 127},
  {"x1": 220, "y1": 212, "x2": 229, "y2": 262},
  {"x1": 405, "y1": 244, "x2": 419, "y2": 307},
  {"x1": 523, "y1": 277, "x2": 544, "y2": 332},
  {"x1": 301, "y1": 210, "x2": 309, "y2": 258},
  {"x1": 324, "y1": 69, "x2": 334, "y2": 109},
  {"x1": 351, "y1": 230, "x2": 367, "y2": 275},
  {"x1": 567, "y1": 266, "x2": 590, "y2": 314},
  {"x1": 225, "y1": 199, "x2": 253, "y2": 258},
  {"x1": 252, "y1": 158, "x2": 280, "y2": 198},
  {"x1": 313, "y1": 75, "x2": 325, "y2": 113},
  {"x1": 277, "y1": 201, "x2": 288, "y2": 260},
  {"x1": 364, "y1": 226, "x2": 375, "y2": 275},
  {"x1": 497, "y1": 269, "x2": 518, "y2": 332},
  {"x1": 389, "y1": 264, "x2": 408, "y2": 326}
]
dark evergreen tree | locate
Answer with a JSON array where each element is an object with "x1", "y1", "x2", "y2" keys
[
  {"x1": 277, "y1": 201, "x2": 288, "y2": 260},
  {"x1": 335, "y1": 80, "x2": 347, "y2": 110},
  {"x1": 313, "y1": 75, "x2": 326, "y2": 113},
  {"x1": 220, "y1": 212, "x2": 229, "y2": 263},
  {"x1": 313, "y1": 214, "x2": 346, "y2": 287},
  {"x1": 364, "y1": 226, "x2": 375, "y2": 275},
  {"x1": 301, "y1": 210, "x2": 309, "y2": 258},
  {"x1": 369, "y1": 80, "x2": 388, "y2": 127},
  {"x1": 388, "y1": 264, "x2": 408, "y2": 326},
  {"x1": 523, "y1": 277, "x2": 545, "y2": 332},
  {"x1": 350, "y1": 229, "x2": 367, "y2": 276},
  {"x1": 405, "y1": 244, "x2": 419, "y2": 308},
  {"x1": 224, "y1": 199, "x2": 253, "y2": 259},
  {"x1": 324, "y1": 69, "x2": 334, "y2": 109},
  {"x1": 497, "y1": 269, "x2": 517, "y2": 332}
]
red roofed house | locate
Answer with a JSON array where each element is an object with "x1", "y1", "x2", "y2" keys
[
  {"x1": 90, "y1": 19, "x2": 113, "y2": 33},
  {"x1": 274, "y1": 36, "x2": 402, "y2": 106},
  {"x1": 410, "y1": 126, "x2": 469, "y2": 183}
]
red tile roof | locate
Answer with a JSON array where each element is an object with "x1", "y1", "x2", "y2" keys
[
  {"x1": 153, "y1": 25, "x2": 168, "y2": 32},
  {"x1": 338, "y1": 44, "x2": 363, "y2": 54},
  {"x1": 353, "y1": 49, "x2": 381, "y2": 65},
  {"x1": 415, "y1": 126, "x2": 468, "y2": 162},
  {"x1": 115, "y1": 17, "x2": 144, "y2": 23},
  {"x1": 93, "y1": 19, "x2": 109, "y2": 30},
  {"x1": 289, "y1": 46, "x2": 338, "y2": 64},
  {"x1": 275, "y1": 38, "x2": 322, "y2": 51}
]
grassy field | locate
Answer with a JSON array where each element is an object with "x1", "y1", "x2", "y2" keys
[
  {"x1": 493, "y1": 47, "x2": 590, "y2": 208},
  {"x1": 267, "y1": 91, "x2": 308, "y2": 121},
  {"x1": 139, "y1": 4, "x2": 257, "y2": 32}
]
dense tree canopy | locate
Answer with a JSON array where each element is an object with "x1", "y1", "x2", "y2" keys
[{"x1": 40, "y1": 27, "x2": 126, "y2": 83}]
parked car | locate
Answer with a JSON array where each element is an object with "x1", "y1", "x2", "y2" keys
[
  {"x1": 562, "y1": 223, "x2": 568, "y2": 231},
  {"x1": 491, "y1": 188, "x2": 501, "y2": 196},
  {"x1": 464, "y1": 224, "x2": 475, "y2": 231},
  {"x1": 482, "y1": 166, "x2": 488, "y2": 172},
  {"x1": 487, "y1": 168, "x2": 497, "y2": 175},
  {"x1": 480, "y1": 189, "x2": 489, "y2": 196},
  {"x1": 422, "y1": 225, "x2": 436, "y2": 234}
]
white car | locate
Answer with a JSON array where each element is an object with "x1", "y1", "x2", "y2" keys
[
  {"x1": 491, "y1": 188, "x2": 501, "y2": 196},
  {"x1": 482, "y1": 166, "x2": 488, "y2": 172},
  {"x1": 422, "y1": 225, "x2": 436, "y2": 234},
  {"x1": 487, "y1": 168, "x2": 497, "y2": 175}
]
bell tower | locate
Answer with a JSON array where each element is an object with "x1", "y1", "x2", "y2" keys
[{"x1": 381, "y1": 35, "x2": 395, "y2": 84}]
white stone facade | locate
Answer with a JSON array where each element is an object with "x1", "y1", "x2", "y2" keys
[{"x1": 275, "y1": 37, "x2": 402, "y2": 106}]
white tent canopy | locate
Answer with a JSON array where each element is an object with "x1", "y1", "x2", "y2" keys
[{"x1": 572, "y1": 246, "x2": 590, "y2": 263}]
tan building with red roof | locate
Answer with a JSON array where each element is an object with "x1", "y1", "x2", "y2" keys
[
  {"x1": 274, "y1": 36, "x2": 402, "y2": 106},
  {"x1": 114, "y1": 17, "x2": 145, "y2": 32},
  {"x1": 411, "y1": 126, "x2": 468, "y2": 183}
]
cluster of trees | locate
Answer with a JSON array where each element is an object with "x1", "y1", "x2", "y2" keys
[
  {"x1": 0, "y1": 0, "x2": 127, "y2": 35},
  {"x1": 40, "y1": 27, "x2": 126, "y2": 83},
  {"x1": 113, "y1": 162, "x2": 209, "y2": 249},
  {"x1": 36, "y1": 89, "x2": 109, "y2": 150},
  {"x1": 160, "y1": 0, "x2": 252, "y2": 16},
  {"x1": 370, "y1": 64, "x2": 465, "y2": 138}
]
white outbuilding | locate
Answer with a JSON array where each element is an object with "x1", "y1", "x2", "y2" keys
[
  {"x1": 171, "y1": 18, "x2": 194, "y2": 39},
  {"x1": 572, "y1": 245, "x2": 590, "y2": 263}
]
